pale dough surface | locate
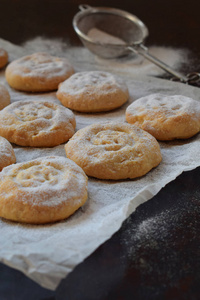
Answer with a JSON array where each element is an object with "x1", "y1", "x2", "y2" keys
[
  {"x1": 56, "y1": 71, "x2": 129, "y2": 112},
  {"x1": 0, "y1": 84, "x2": 10, "y2": 110},
  {"x1": 126, "y1": 93, "x2": 200, "y2": 140},
  {"x1": 0, "y1": 100, "x2": 76, "y2": 147},
  {"x1": 5, "y1": 52, "x2": 74, "y2": 92},
  {"x1": 65, "y1": 122, "x2": 162, "y2": 180},
  {"x1": 0, "y1": 48, "x2": 8, "y2": 69},
  {"x1": 0, "y1": 136, "x2": 16, "y2": 171},
  {"x1": 0, "y1": 156, "x2": 88, "y2": 224}
]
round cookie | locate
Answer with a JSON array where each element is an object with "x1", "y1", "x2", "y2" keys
[
  {"x1": 0, "y1": 136, "x2": 16, "y2": 171},
  {"x1": 5, "y1": 52, "x2": 74, "y2": 92},
  {"x1": 126, "y1": 93, "x2": 200, "y2": 141},
  {"x1": 0, "y1": 49, "x2": 8, "y2": 69},
  {"x1": 0, "y1": 156, "x2": 88, "y2": 224},
  {"x1": 0, "y1": 84, "x2": 10, "y2": 110},
  {"x1": 0, "y1": 100, "x2": 76, "y2": 147},
  {"x1": 56, "y1": 71, "x2": 129, "y2": 112},
  {"x1": 65, "y1": 122, "x2": 162, "y2": 180}
]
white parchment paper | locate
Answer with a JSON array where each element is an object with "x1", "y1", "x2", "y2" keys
[{"x1": 0, "y1": 38, "x2": 200, "y2": 290}]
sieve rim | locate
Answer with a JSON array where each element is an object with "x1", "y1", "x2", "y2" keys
[{"x1": 73, "y1": 5, "x2": 149, "y2": 48}]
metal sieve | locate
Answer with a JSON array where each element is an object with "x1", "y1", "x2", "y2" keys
[{"x1": 73, "y1": 5, "x2": 200, "y2": 85}]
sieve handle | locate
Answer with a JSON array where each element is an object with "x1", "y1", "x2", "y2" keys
[{"x1": 127, "y1": 44, "x2": 188, "y2": 83}]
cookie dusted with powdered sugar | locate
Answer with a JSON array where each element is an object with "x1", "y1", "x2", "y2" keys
[
  {"x1": 0, "y1": 100, "x2": 76, "y2": 147},
  {"x1": 126, "y1": 93, "x2": 200, "y2": 141},
  {"x1": 65, "y1": 122, "x2": 162, "y2": 180},
  {"x1": 56, "y1": 71, "x2": 129, "y2": 112},
  {"x1": 0, "y1": 156, "x2": 88, "y2": 224},
  {"x1": 0, "y1": 84, "x2": 10, "y2": 110},
  {"x1": 0, "y1": 48, "x2": 8, "y2": 69},
  {"x1": 5, "y1": 52, "x2": 74, "y2": 92},
  {"x1": 0, "y1": 136, "x2": 16, "y2": 171}
]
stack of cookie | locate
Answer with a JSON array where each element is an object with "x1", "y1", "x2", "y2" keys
[{"x1": 0, "y1": 50, "x2": 199, "y2": 224}]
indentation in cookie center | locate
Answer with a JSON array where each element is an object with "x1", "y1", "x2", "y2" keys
[
  {"x1": 92, "y1": 130, "x2": 133, "y2": 151},
  {"x1": 15, "y1": 104, "x2": 54, "y2": 122},
  {"x1": 14, "y1": 164, "x2": 61, "y2": 187}
]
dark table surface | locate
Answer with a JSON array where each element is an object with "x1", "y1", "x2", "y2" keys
[{"x1": 0, "y1": 1, "x2": 200, "y2": 299}]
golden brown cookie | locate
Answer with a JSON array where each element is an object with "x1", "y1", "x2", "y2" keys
[
  {"x1": 0, "y1": 136, "x2": 16, "y2": 171},
  {"x1": 56, "y1": 71, "x2": 129, "y2": 112},
  {"x1": 0, "y1": 100, "x2": 76, "y2": 147},
  {"x1": 0, "y1": 48, "x2": 8, "y2": 69},
  {"x1": 0, "y1": 84, "x2": 10, "y2": 110},
  {"x1": 0, "y1": 156, "x2": 88, "y2": 224},
  {"x1": 126, "y1": 93, "x2": 200, "y2": 141},
  {"x1": 65, "y1": 122, "x2": 162, "y2": 180},
  {"x1": 5, "y1": 52, "x2": 74, "y2": 92}
]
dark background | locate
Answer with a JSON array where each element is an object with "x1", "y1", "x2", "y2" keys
[
  {"x1": 0, "y1": 1, "x2": 200, "y2": 299},
  {"x1": 1, "y1": 0, "x2": 200, "y2": 58}
]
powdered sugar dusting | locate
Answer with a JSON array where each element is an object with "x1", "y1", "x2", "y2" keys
[
  {"x1": 0, "y1": 136, "x2": 16, "y2": 170},
  {"x1": 8, "y1": 52, "x2": 74, "y2": 79},
  {"x1": 65, "y1": 122, "x2": 162, "y2": 180},
  {"x1": 0, "y1": 83, "x2": 10, "y2": 109},
  {"x1": 127, "y1": 93, "x2": 200, "y2": 117},
  {"x1": 20, "y1": 37, "x2": 190, "y2": 79},
  {"x1": 59, "y1": 70, "x2": 128, "y2": 96},
  {"x1": 87, "y1": 28, "x2": 126, "y2": 45},
  {"x1": 126, "y1": 93, "x2": 200, "y2": 140},
  {"x1": 0, "y1": 156, "x2": 87, "y2": 207},
  {"x1": 0, "y1": 100, "x2": 76, "y2": 147},
  {"x1": 0, "y1": 37, "x2": 199, "y2": 290}
]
